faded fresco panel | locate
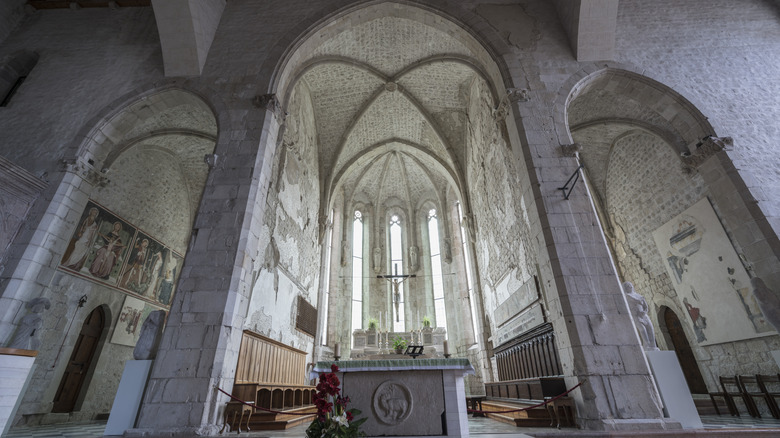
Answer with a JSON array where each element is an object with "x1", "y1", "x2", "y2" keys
[
  {"x1": 111, "y1": 295, "x2": 158, "y2": 347},
  {"x1": 60, "y1": 201, "x2": 134, "y2": 285},
  {"x1": 59, "y1": 200, "x2": 182, "y2": 309},
  {"x1": 653, "y1": 197, "x2": 773, "y2": 345}
]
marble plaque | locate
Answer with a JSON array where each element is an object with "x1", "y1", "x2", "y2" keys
[{"x1": 495, "y1": 303, "x2": 545, "y2": 346}]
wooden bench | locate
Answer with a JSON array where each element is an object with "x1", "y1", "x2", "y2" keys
[{"x1": 233, "y1": 383, "x2": 315, "y2": 411}]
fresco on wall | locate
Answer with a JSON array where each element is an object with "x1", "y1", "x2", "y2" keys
[
  {"x1": 59, "y1": 200, "x2": 183, "y2": 309},
  {"x1": 653, "y1": 197, "x2": 773, "y2": 345},
  {"x1": 110, "y1": 295, "x2": 161, "y2": 346}
]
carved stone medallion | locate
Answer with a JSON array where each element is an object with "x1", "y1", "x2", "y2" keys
[{"x1": 372, "y1": 380, "x2": 412, "y2": 425}]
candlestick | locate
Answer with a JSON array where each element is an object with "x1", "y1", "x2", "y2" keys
[
  {"x1": 443, "y1": 340, "x2": 450, "y2": 358},
  {"x1": 334, "y1": 342, "x2": 340, "y2": 360}
]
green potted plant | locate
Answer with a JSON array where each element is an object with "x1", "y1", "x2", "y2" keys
[
  {"x1": 392, "y1": 336, "x2": 407, "y2": 354},
  {"x1": 367, "y1": 318, "x2": 378, "y2": 331},
  {"x1": 422, "y1": 316, "x2": 432, "y2": 328}
]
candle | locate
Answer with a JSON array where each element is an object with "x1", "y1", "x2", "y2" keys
[
  {"x1": 334, "y1": 342, "x2": 340, "y2": 358},
  {"x1": 443, "y1": 340, "x2": 449, "y2": 356}
]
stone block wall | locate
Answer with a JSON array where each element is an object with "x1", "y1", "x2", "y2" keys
[
  {"x1": 615, "y1": 0, "x2": 780, "y2": 238},
  {"x1": 605, "y1": 128, "x2": 780, "y2": 389},
  {"x1": 0, "y1": 0, "x2": 778, "y2": 433},
  {"x1": 245, "y1": 83, "x2": 321, "y2": 353}
]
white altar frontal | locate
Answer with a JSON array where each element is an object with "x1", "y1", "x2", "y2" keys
[{"x1": 313, "y1": 359, "x2": 474, "y2": 437}]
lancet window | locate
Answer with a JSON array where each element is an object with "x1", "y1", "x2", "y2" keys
[
  {"x1": 389, "y1": 214, "x2": 405, "y2": 332},
  {"x1": 320, "y1": 209, "x2": 334, "y2": 345},
  {"x1": 428, "y1": 208, "x2": 447, "y2": 331},
  {"x1": 458, "y1": 201, "x2": 479, "y2": 338},
  {"x1": 351, "y1": 210, "x2": 363, "y2": 334}
]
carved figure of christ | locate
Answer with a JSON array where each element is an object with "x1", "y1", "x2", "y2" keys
[{"x1": 377, "y1": 264, "x2": 416, "y2": 322}]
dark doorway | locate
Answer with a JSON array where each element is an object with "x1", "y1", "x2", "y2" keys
[
  {"x1": 663, "y1": 306, "x2": 708, "y2": 394},
  {"x1": 52, "y1": 306, "x2": 105, "y2": 412}
]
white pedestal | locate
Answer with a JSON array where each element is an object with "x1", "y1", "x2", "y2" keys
[
  {"x1": 104, "y1": 360, "x2": 153, "y2": 436},
  {"x1": 645, "y1": 350, "x2": 702, "y2": 429},
  {"x1": 0, "y1": 349, "x2": 37, "y2": 437}
]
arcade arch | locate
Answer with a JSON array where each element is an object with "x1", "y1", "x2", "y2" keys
[
  {"x1": 246, "y1": 1, "x2": 538, "y2": 398},
  {"x1": 567, "y1": 67, "x2": 780, "y2": 394}
]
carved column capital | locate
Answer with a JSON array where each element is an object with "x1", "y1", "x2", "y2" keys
[
  {"x1": 506, "y1": 88, "x2": 530, "y2": 103},
  {"x1": 560, "y1": 143, "x2": 582, "y2": 157},
  {"x1": 681, "y1": 135, "x2": 733, "y2": 172},
  {"x1": 62, "y1": 157, "x2": 109, "y2": 187},
  {"x1": 253, "y1": 93, "x2": 286, "y2": 123},
  {"x1": 492, "y1": 88, "x2": 530, "y2": 122}
]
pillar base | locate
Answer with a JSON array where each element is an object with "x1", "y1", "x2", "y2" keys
[{"x1": 582, "y1": 418, "x2": 682, "y2": 431}]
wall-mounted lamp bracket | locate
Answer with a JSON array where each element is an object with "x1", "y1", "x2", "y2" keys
[{"x1": 558, "y1": 164, "x2": 584, "y2": 200}]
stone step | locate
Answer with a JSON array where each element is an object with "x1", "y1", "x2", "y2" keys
[
  {"x1": 248, "y1": 405, "x2": 317, "y2": 430},
  {"x1": 480, "y1": 399, "x2": 571, "y2": 428}
]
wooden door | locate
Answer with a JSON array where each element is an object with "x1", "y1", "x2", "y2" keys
[
  {"x1": 52, "y1": 306, "x2": 105, "y2": 412},
  {"x1": 663, "y1": 307, "x2": 708, "y2": 394}
]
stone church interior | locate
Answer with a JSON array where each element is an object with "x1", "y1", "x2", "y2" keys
[{"x1": 0, "y1": 0, "x2": 779, "y2": 436}]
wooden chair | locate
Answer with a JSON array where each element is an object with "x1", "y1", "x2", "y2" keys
[
  {"x1": 756, "y1": 374, "x2": 780, "y2": 419},
  {"x1": 708, "y1": 390, "x2": 733, "y2": 416},
  {"x1": 720, "y1": 375, "x2": 756, "y2": 417},
  {"x1": 220, "y1": 401, "x2": 253, "y2": 434},
  {"x1": 737, "y1": 375, "x2": 769, "y2": 418}
]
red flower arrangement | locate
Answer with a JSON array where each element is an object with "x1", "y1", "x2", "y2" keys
[{"x1": 306, "y1": 364, "x2": 366, "y2": 438}]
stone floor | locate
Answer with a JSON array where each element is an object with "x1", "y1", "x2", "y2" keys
[{"x1": 5, "y1": 415, "x2": 780, "y2": 438}]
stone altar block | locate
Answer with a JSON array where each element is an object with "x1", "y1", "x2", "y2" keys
[{"x1": 313, "y1": 359, "x2": 474, "y2": 437}]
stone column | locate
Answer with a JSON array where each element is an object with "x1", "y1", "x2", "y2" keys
[
  {"x1": 131, "y1": 99, "x2": 278, "y2": 435},
  {"x1": 0, "y1": 157, "x2": 96, "y2": 343},
  {"x1": 509, "y1": 95, "x2": 670, "y2": 430}
]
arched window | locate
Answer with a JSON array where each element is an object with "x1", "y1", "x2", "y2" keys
[
  {"x1": 389, "y1": 214, "x2": 405, "y2": 331},
  {"x1": 428, "y1": 209, "x2": 447, "y2": 331},
  {"x1": 457, "y1": 201, "x2": 479, "y2": 339},
  {"x1": 351, "y1": 211, "x2": 363, "y2": 335},
  {"x1": 321, "y1": 209, "x2": 334, "y2": 345}
]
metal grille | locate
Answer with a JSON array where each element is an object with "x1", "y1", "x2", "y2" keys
[{"x1": 296, "y1": 296, "x2": 317, "y2": 337}]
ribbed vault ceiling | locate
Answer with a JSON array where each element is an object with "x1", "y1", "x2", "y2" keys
[
  {"x1": 568, "y1": 74, "x2": 698, "y2": 206},
  {"x1": 290, "y1": 14, "x2": 495, "y2": 210}
]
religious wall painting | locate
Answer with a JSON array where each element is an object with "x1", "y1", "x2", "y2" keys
[
  {"x1": 110, "y1": 295, "x2": 161, "y2": 347},
  {"x1": 60, "y1": 201, "x2": 133, "y2": 285},
  {"x1": 58, "y1": 200, "x2": 183, "y2": 309},
  {"x1": 118, "y1": 232, "x2": 164, "y2": 297},
  {"x1": 652, "y1": 197, "x2": 772, "y2": 346},
  {"x1": 157, "y1": 250, "x2": 182, "y2": 306}
]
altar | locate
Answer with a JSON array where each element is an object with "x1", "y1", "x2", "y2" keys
[
  {"x1": 312, "y1": 359, "x2": 474, "y2": 437},
  {"x1": 351, "y1": 327, "x2": 447, "y2": 358}
]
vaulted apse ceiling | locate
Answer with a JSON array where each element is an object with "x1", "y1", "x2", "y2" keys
[{"x1": 285, "y1": 11, "x2": 501, "y2": 212}]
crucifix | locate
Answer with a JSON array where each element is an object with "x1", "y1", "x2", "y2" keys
[{"x1": 377, "y1": 263, "x2": 416, "y2": 322}]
